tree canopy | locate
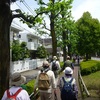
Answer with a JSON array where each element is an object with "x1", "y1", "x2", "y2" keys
[{"x1": 76, "y1": 11, "x2": 100, "y2": 60}]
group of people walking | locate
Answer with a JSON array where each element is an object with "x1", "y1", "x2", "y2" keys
[
  {"x1": 34, "y1": 55, "x2": 78, "y2": 100},
  {"x1": 1, "y1": 55, "x2": 78, "y2": 100}
]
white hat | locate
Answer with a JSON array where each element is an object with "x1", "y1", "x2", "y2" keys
[
  {"x1": 11, "y1": 72, "x2": 26, "y2": 86},
  {"x1": 53, "y1": 56, "x2": 57, "y2": 60},
  {"x1": 64, "y1": 67, "x2": 73, "y2": 74}
]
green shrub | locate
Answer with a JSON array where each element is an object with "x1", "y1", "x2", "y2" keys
[
  {"x1": 25, "y1": 79, "x2": 35, "y2": 95},
  {"x1": 60, "y1": 62, "x2": 64, "y2": 68},
  {"x1": 36, "y1": 46, "x2": 48, "y2": 58},
  {"x1": 80, "y1": 60, "x2": 100, "y2": 75},
  {"x1": 12, "y1": 40, "x2": 30, "y2": 61}
]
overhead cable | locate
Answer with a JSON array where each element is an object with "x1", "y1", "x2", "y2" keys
[
  {"x1": 15, "y1": 2, "x2": 25, "y2": 12},
  {"x1": 20, "y1": 0, "x2": 35, "y2": 15}
]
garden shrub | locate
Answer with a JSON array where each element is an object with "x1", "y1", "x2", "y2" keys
[
  {"x1": 80, "y1": 60, "x2": 100, "y2": 75},
  {"x1": 12, "y1": 40, "x2": 30, "y2": 61},
  {"x1": 25, "y1": 79, "x2": 35, "y2": 95},
  {"x1": 60, "y1": 62, "x2": 64, "y2": 68},
  {"x1": 36, "y1": 46, "x2": 48, "y2": 58}
]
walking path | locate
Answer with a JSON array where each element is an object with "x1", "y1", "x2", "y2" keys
[{"x1": 21, "y1": 69, "x2": 39, "y2": 83}]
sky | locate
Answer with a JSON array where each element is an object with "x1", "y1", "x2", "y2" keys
[
  {"x1": 72, "y1": 0, "x2": 100, "y2": 21},
  {"x1": 11, "y1": 0, "x2": 100, "y2": 34}
]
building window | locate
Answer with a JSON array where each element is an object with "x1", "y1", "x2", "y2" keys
[{"x1": 28, "y1": 38, "x2": 32, "y2": 42}]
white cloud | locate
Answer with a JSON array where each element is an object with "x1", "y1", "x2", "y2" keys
[{"x1": 72, "y1": 0, "x2": 100, "y2": 21}]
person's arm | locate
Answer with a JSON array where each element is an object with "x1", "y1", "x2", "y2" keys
[
  {"x1": 1, "y1": 91, "x2": 7, "y2": 100},
  {"x1": 33, "y1": 71, "x2": 40, "y2": 92},
  {"x1": 51, "y1": 71, "x2": 57, "y2": 95},
  {"x1": 51, "y1": 71, "x2": 56, "y2": 89},
  {"x1": 49, "y1": 62, "x2": 52, "y2": 70},
  {"x1": 71, "y1": 62, "x2": 74, "y2": 70},
  {"x1": 72, "y1": 79, "x2": 78, "y2": 99},
  {"x1": 57, "y1": 77, "x2": 63, "y2": 91},
  {"x1": 56, "y1": 61, "x2": 61, "y2": 70}
]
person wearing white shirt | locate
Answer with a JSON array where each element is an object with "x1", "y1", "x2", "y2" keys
[
  {"x1": 34, "y1": 61, "x2": 57, "y2": 100},
  {"x1": 2, "y1": 72, "x2": 30, "y2": 100}
]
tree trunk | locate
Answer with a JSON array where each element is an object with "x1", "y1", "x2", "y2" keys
[
  {"x1": 0, "y1": 1, "x2": 11, "y2": 98},
  {"x1": 50, "y1": 0, "x2": 57, "y2": 56},
  {"x1": 86, "y1": 53, "x2": 89, "y2": 61},
  {"x1": 62, "y1": 31, "x2": 67, "y2": 62}
]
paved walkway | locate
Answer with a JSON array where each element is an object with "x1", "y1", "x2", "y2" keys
[{"x1": 21, "y1": 69, "x2": 39, "y2": 83}]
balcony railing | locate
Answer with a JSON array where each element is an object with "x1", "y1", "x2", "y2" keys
[{"x1": 27, "y1": 42, "x2": 38, "y2": 50}]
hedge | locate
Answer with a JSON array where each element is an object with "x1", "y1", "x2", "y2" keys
[{"x1": 80, "y1": 60, "x2": 100, "y2": 75}]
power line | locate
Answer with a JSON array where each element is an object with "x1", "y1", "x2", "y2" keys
[
  {"x1": 20, "y1": 0, "x2": 35, "y2": 15},
  {"x1": 15, "y1": 2, "x2": 25, "y2": 12}
]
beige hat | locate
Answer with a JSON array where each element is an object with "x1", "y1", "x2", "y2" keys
[
  {"x1": 11, "y1": 72, "x2": 26, "y2": 86},
  {"x1": 64, "y1": 67, "x2": 73, "y2": 74},
  {"x1": 53, "y1": 56, "x2": 57, "y2": 60},
  {"x1": 43, "y1": 61, "x2": 50, "y2": 66},
  {"x1": 67, "y1": 56, "x2": 70, "y2": 59}
]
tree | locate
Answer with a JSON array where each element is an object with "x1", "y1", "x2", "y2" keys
[
  {"x1": 76, "y1": 12, "x2": 100, "y2": 60},
  {"x1": 0, "y1": 0, "x2": 12, "y2": 98},
  {"x1": 0, "y1": 0, "x2": 75, "y2": 97},
  {"x1": 0, "y1": 0, "x2": 46, "y2": 98},
  {"x1": 33, "y1": 0, "x2": 74, "y2": 57},
  {"x1": 54, "y1": 0, "x2": 76, "y2": 61}
]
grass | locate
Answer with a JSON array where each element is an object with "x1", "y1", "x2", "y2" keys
[{"x1": 82, "y1": 71, "x2": 100, "y2": 97}]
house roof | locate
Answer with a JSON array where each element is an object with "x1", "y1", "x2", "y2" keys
[{"x1": 11, "y1": 24, "x2": 23, "y2": 32}]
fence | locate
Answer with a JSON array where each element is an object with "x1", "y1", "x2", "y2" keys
[
  {"x1": 10, "y1": 58, "x2": 46, "y2": 74},
  {"x1": 78, "y1": 70, "x2": 90, "y2": 97}
]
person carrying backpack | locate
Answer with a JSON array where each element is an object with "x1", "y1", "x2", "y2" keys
[
  {"x1": 50, "y1": 56, "x2": 61, "y2": 78},
  {"x1": 58, "y1": 67, "x2": 78, "y2": 100},
  {"x1": 1, "y1": 72, "x2": 30, "y2": 100},
  {"x1": 34, "y1": 60, "x2": 57, "y2": 100},
  {"x1": 59, "y1": 56, "x2": 74, "y2": 74}
]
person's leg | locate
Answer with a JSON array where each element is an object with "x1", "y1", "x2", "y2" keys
[
  {"x1": 40, "y1": 92, "x2": 45, "y2": 100},
  {"x1": 54, "y1": 71, "x2": 58, "y2": 78},
  {"x1": 44, "y1": 92, "x2": 53, "y2": 100}
]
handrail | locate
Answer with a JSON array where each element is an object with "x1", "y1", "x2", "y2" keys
[
  {"x1": 78, "y1": 70, "x2": 90, "y2": 97},
  {"x1": 29, "y1": 91, "x2": 39, "y2": 100}
]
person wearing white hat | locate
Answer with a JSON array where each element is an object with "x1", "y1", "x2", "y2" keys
[
  {"x1": 58, "y1": 67, "x2": 78, "y2": 100},
  {"x1": 2, "y1": 72, "x2": 30, "y2": 100}
]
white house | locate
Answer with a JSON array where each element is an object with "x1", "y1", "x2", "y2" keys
[
  {"x1": 19, "y1": 32, "x2": 41, "y2": 50},
  {"x1": 10, "y1": 24, "x2": 44, "y2": 74},
  {"x1": 10, "y1": 24, "x2": 23, "y2": 42}
]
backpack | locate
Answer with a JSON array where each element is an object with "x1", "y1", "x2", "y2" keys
[
  {"x1": 64, "y1": 61, "x2": 74, "y2": 70},
  {"x1": 6, "y1": 88, "x2": 22, "y2": 100},
  {"x1": 71, "y1": 63, "x2": 74, "y2": 70},
  {"x1": 52, "y1": 61, "x2": 58, "y2": 71},
  {"x1": 61, "y1": 77, "x2": 76, "y2": 100},
  {"x1": 38, "y1": 70, "x2": 50, "y2": 90}
]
